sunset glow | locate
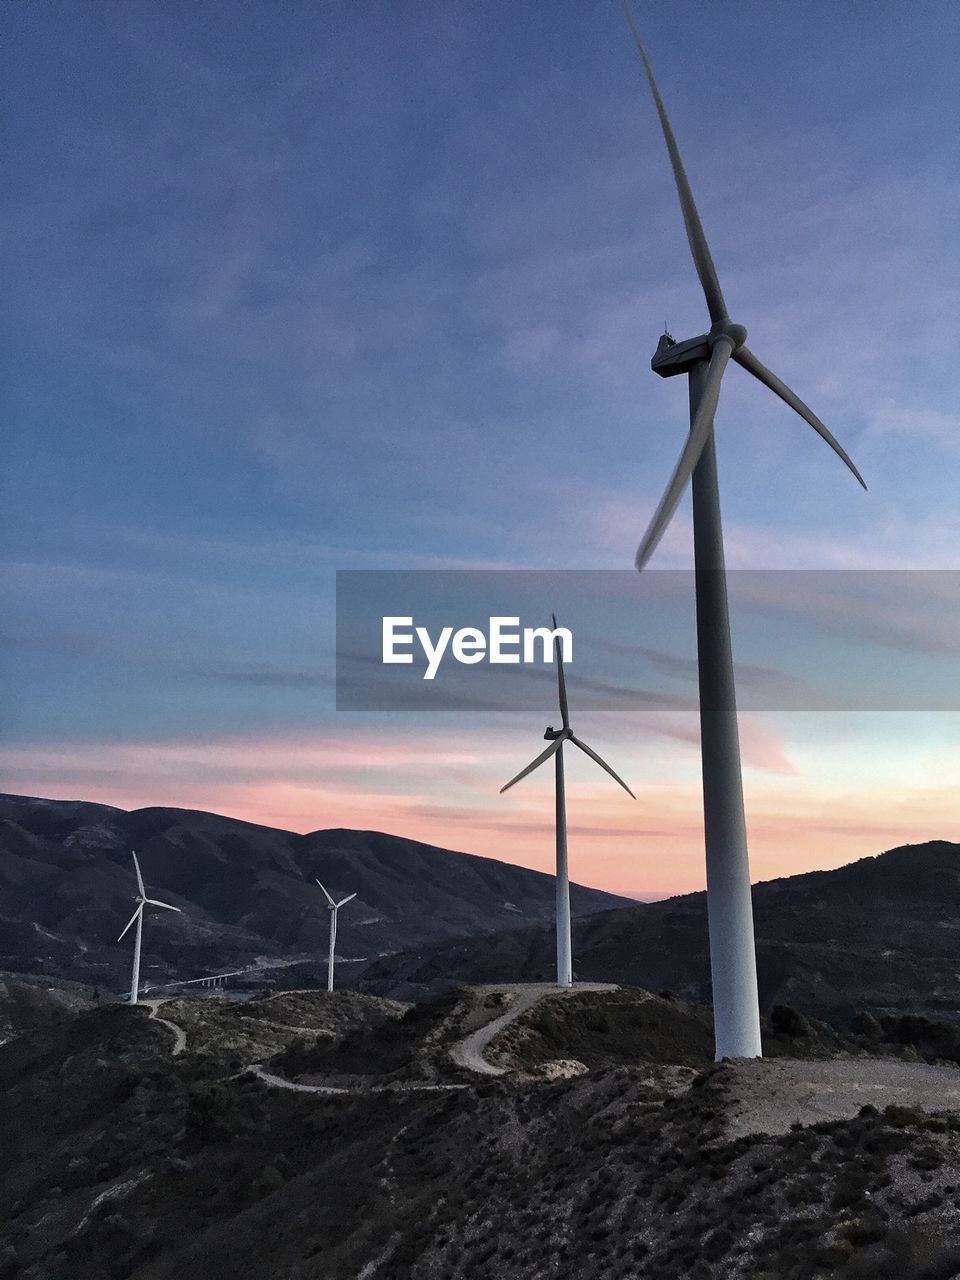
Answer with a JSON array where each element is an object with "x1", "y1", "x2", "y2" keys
[{"x1": 4, "y1": 711, "x2": 956, "y2": 899}]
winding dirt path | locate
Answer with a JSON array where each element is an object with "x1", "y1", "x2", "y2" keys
[
  {"x1": 247, "y1": 1063, "x2": 466, "y2": 1096},
  {"x1": 140, "y1": 999, "x2": 186, "y2": 1056},
  {"x1": 137, "y1": 983, "x2": 619, "y2": 1090},
  {"x1": 250, "y1": 1064, "x2": 348, "y2": 1094},
  {"x1": 449, "y1": 982, "x2": 618, "y2": 1077},
  {"x1": 132, "y1": 996, "x2": 458, "y2": 1094}
]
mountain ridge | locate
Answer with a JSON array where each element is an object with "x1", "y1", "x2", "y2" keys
[
  {"x1": 358, "y1": 839, "x2": 960, "y2": 1022},
  {"x1": 0, "y1": 792, "x2": 631, "y2": 995}
]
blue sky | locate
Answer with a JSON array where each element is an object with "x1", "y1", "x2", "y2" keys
[{"x1": 2, "y1": 1, "x2": 958, "y2": 895}]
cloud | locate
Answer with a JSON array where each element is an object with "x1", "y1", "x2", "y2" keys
[
  {"x1": 731, "y1": 572, "x2": 960, "y2": 659},
  {"x1": 626, "y1": 644, "x2": 824, "y2": 708},
  {"x1": 862, "y1": 399, "x2": 960, "y2": 456},
  {"x1": 737, "y1": 718, "x2": 799, "y2": 777},
  {"x1": 200, "y1": 666, "x2": 335, "y2": 690}
]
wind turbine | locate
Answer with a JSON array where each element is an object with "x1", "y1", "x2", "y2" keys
[
  {"x1": 621, "y1": 4, "x2": 866, "y2": 1059},
  {"x1": 316, "y1": 879, "x2": 357, "y2": 993},
  {"x1": 500, "y1": 615, "x2": 635, "y2": 988},
  {"x1": 117, "y1": 851, "x2": 182, "y2": 1005}
]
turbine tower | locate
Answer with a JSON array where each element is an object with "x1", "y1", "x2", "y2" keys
[
  {"x1": 117, "y1": 851, "x2": 182, "y2": 1005},
  {"x1": 316, "y1": 879, "x2": 357, "y2": 993},
  {"x1": 501, "y1": 615, "x2": 634, "y2": 987},
  {"x1": 622, "y1": 4, "x2": 865, "y2": 1059}
]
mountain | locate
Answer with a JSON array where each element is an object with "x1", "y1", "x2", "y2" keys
[
  {"x1": 358, "y1": 841, "x2": 960, "y2": 1022},
  {"x1": 0, "y1": 793, "x2": 631, "y2": 994}
]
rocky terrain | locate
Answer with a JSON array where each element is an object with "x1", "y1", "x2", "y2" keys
[
  {"x1": 2, "y1": 983, "x2": 960, "y2": 1278},
  {"x1": 150, "y1": 989, "x2": 408, "y2": 1067},
  {"x1": 0, "y1": 974, "x2": 93, "y2": 1040},
  {"x1": 0, "y1": 793, "x2": 629, "y2": 995},
  {"x1": 359, "y1": 840, "x2": 960, "y2": 1024}
]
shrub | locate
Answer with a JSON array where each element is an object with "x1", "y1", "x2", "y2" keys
[
  {"x1": 883, "y1": 1105, "x2": 924, "y2": 1129},
  {"x1": 850, "y1": 1011, "x2": 882, "y2": 1038},
  {"x1": 771, "y1": 1005, "x2": 811, "y2": 1038},
  {"x1": 880, "y1": 1015, "x2": 960, "y2": 1065}
]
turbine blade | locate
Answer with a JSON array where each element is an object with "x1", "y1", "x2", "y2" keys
[
  {"x1": 568, "y1": 734, "x2": 636, "y2": 799},
  {"x1": 499, "y1": 736, "x2": 565, "y2": 795},
  {"x1": 551, "y1": 612, "x2": 570, "y2": 730},
  {"x1": 733, "y1": 346, "x2": 867, "y2": 489},
  {"x1": 131, "y1": 850, "x2": 145, "y2": 897},
  {"x1": 620, "y1": 1, "x2": 727, "y2": 324},
  {"x1": 635, "y1": 337, "x2": 733, "y2": 570},
  {"x1": 117, "y1": 905, "x2": 142, "y2": 942},
  {"x1": 316, "y1": 879, "x2": 337, "y2": 908},
  {"x1": 337, "y1": 892, "x2": 357, "y2": 908},
  {"x1": 144, "y1": 898, "x2": 182, "y2": 913}
]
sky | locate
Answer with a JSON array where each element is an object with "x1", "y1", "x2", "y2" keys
[{"x1": 2, "y1": 0, "x2": 958, "y2": 899}]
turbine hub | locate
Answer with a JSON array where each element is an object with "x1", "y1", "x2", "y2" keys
[{"x1": 710, "y1": 320, "x2": 747, "y2": 350}]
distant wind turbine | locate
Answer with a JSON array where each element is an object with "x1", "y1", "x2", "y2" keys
[
  {"x1": 117, "y1": 851, "x2": 182, "y2": 1005},
  {"x1": 316, "y1": 880, "x2": 357, "y2": 993},
  {"x1": 500, "y1": 615, "x2": 635, "y2": 988},
  {"x1": 621, "y1": 3, "x2": 866, "y2": 1059}
]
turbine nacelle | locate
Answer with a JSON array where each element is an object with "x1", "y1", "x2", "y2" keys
[
  {"x1": 652, "y1": 320, "x2": 747, "y2": 379},
  {"x1": 543, "y1": 725, "x2": 567, "y2": 741},
  {"x1": 652, "y1": 331, "x2": 712, "y2": 378},
  {"x1": 316, "y1": 879, "x2": 357, "y2": 912}
]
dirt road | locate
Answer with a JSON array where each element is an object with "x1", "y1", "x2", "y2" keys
[
  {"x1": 140, "y1": 999, "x2": 186, "y2": 1056},
  {"x1": 248, "y1": 1063, "x2": 465, "y2": 1096},
  {"x1": 449, "y1": 982, "x2": 618, "y2": 1077},
  {"x1": 249, "y1": 1064, "x2": 347, "y2": 1094}
]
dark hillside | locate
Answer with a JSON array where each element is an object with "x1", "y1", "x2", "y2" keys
[
  {"x1": 1, "y1": 997, "x2": 959, "y2": 1279},
  {"x1": 359, "y1": 841, "x2": 960, "y2": 1023}
]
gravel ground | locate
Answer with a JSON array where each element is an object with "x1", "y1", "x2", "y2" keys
[{"x1": 722, "y1": 1055, "x2": 960, "y2": 1138}]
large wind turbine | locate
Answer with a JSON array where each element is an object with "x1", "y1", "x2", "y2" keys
[
  {"x1": 316, "y1": 879, "x2": 357, "y2": 993},
  {"x1": 117, "y1": 851, "x2": 182, "y2": 1005},
  {"x1": 501, "y1": 615, "x2": 635, "y2": 987},
  {"x1": 622, "y1": 4, "x2": 865, "y2": 1059}
]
